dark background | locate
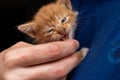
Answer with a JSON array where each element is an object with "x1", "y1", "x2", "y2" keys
[{"x1": 0, "y1": 0, "x2": 56, "y2": 51}]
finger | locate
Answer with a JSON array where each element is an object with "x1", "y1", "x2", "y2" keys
[
  {"x1": 1, "y1": 41, "x2": 32, "y2": 54},
  {"x1": 1, "y1": 41, "x2": 32, "y2": 51},
  {"x1": 9, "y1": 41, "x2": 32, "y2": 49},
  {"x1": 6, "y1": 40, "x2": 79, "y2": 67},
  {"x1": 21, "y1": 53, "x2": 80, "y2": 80}
]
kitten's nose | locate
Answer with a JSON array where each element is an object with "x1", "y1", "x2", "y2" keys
[{"x1": 57, "y1": 28, "x2": 66, "y2": 35}]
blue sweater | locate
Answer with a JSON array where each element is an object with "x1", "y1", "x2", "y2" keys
[{"x1": 68, "y1": 0, "x2": 120, "y2": 80}]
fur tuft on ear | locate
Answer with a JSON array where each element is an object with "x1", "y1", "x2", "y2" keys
[
  {"x1": 57, "y1": 0, "x2": 72, "y2": 10},
  {"x1": 17, "y1": 22, "x2": 36, "y2": 38}
]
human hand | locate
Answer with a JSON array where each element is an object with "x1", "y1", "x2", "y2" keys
[{"x1": 0, "y1": 40, "x2": 87, "y2": 80}]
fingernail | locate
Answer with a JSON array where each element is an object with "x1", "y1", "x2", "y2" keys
[
  {"x1": 76, "y1": 48, "x2": 89, "y2": 63},
  {"x1": 74, "y1": 40, "x2": 79, "y2": 49}
]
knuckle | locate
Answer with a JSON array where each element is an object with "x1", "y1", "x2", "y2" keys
[
  {"x1": 3, "y1": 72, "x2": 21, "y2": 80},
  {"x1": 3, "y1": 57, "x2": 14, "y2": 68},
  {"x1": 53, "y1": 66, "x2": 67, "y2": 79},
  {"x1": 16, "y1": 41, "x2": 25, "y2": 45},
  {"x1": 48, "y1": 43, "x2": 61, "y2": 56},
  {"x1": 16, "y1": 41, "x2": 31, "y2": 47},
  {"x1": 2, "y1": 50, "x2": 19, "y2": 68},
  {"x1": 2, "y1": 73, "x2": 12, "y2": 80}
]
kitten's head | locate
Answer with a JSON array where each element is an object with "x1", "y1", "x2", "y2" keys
[{"x1": 18, "y1": 0, "x2": 78, "y2": 44}]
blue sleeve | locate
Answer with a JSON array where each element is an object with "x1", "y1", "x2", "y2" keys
[{"x1": 67, "y1": 0, "x2": 120, "y2": 80}]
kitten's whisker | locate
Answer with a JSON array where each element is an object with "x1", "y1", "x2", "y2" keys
[
  {"x1": 77, "y1": 17, "x2": 83, "y2": 21},
  {"x1": 77, "y1": 19, "x2": 82, "y2": 22},
  {"x1": 75, "y1": 29, "x2": 82, "y2": 32},
  {"x1": 76, "y1": 22, "x2": 82, "y2": 26}
]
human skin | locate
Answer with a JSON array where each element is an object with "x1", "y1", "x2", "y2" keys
[{"x1": 0, "y1": 40, "x2": 81, "y2": 80}]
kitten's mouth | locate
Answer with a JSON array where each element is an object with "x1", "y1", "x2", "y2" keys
[{"x1": 61, "y1": 34, "x2": 69, "y2": 41}]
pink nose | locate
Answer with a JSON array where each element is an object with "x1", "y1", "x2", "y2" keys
[{"x1": 57, "y1": 28, "x2": 66, "y2": 35}]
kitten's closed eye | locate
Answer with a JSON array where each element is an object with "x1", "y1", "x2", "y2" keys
[{"x1": 46, "y1": 27, "x2": 55, "y2": 35}]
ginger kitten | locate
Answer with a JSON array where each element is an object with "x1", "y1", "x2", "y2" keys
[
  {"x1": 18, "y1": 0, "x2": 78, "y2": 44},
  {"x1": 18, "y1": 0, "x2": 89, "y2": 61}
]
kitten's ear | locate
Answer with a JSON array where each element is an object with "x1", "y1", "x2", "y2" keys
[
  {"x1": 57, "y1": 0, "x2": 72, "y2": 10},
  {"x1": 17, "y1": 22, "x2": 36, "y2": 38}
]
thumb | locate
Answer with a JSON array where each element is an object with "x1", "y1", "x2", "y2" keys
[{"x1": 76, "y1": 48, "x2": 89, "y2": 63}]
